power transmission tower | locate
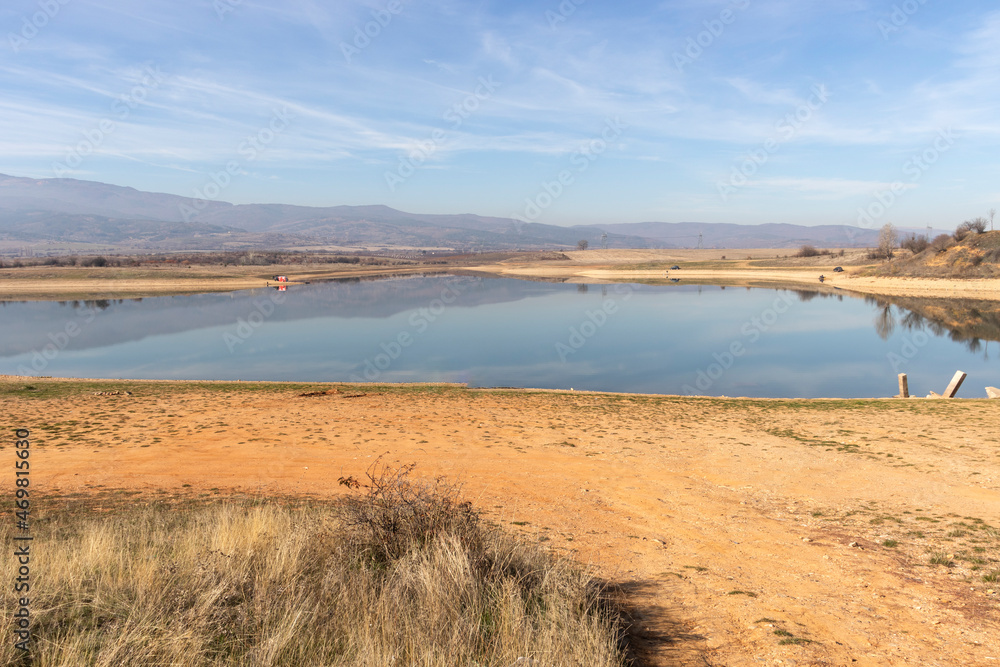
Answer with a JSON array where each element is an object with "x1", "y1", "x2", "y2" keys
[
  {"x1": 697, "y1": 233, "x2": 703, "y2": 249},
  {"x1": 601, "y1": 232, "x2": 608, "y2": 249}
]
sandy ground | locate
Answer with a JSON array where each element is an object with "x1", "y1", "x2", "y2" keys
[
  {"x1": 0, "y1": 264, "x2": 447, "y2": 299},
  {"x1": 4, "y1": 378, "x2": 1000, "y2": 666},
  {"x1": 469, "y1": 250, "x2": 1000, "y2": 301},
  {"x1": 3, "y1": 250, "x2": 1000, "y2": 301}
]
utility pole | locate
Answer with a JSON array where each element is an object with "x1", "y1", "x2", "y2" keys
[{"x1": 990, "y1": 208, "x2": 996, "y2": 232}]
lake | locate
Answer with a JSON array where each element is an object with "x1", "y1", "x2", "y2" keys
[{"x1": 2, "y1": 274, "x2": 997, "y2": 398}]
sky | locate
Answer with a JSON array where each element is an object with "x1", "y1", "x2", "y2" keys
[{"x1": 1, "y1": 1, "x2": 998, "y2": 230}]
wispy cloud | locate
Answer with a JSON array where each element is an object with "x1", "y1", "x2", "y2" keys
[{"x1": 0, "y1": 0, "x2": 997, "y2": 224}]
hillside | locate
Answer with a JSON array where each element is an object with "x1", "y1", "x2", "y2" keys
[
  {"x1": 1, "y1": 172, "x2": 881, "y2": 253},
  {"x1": 869, "y1": 230, "x2": 1000, "y2": 279}
]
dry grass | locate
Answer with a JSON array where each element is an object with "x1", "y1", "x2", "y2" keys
[
  {"x1": 1, "y1": 464, "x2": 629, "y2": 666},
  {"x1": 863, "y1": 230, "x2": 1000, "y2": 279}
]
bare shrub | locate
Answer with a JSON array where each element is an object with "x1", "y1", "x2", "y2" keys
[
  {"x1": 930, "y1": 234, "x2": 953, "y2": 253},
  {"x1": 954, "y1": 218, "x2": 987, "y2": 241},
  {"x1": 339, "y1": 458, "x2": 480, "y2": 564},
  {"x1": 900, "y1": 234, "x2": 930, "y2": 254},
  {"x1": 795, "y1": 245, "x2": 820, "y2": 257}
]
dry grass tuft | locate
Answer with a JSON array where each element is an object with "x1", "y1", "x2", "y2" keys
[{"x1": 2, "y1": 465, "x2": 629, "y2": 666}]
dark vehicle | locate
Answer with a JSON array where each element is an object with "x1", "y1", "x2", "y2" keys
[
  {"x1": 670, "y1": 265, "x2": 681, "y2": 270},
  {"x1": 833, "y1": 266, "x2": 844, "y2": 272}
]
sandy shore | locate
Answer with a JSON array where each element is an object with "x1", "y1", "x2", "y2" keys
[
  {"x1": 2, "y1": 250, "x2": 999, "y2": 301},
  {"x1": 4, "y1": 377, "x2": 999, "y2": 666},
  {"x1": 468, "y1": 250, "x2": 1000, "y2": 301},
  {"x1": 0, "y1": 264, "x2": 448, "y2": 299}
]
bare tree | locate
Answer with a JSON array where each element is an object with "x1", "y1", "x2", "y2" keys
[
  {"x1": 576, "y1": 239, "x2": 589, "y2": 250},
  {"x1": 878, "y1": 222, "x2": 898, "y2": 260},
  {"x1": 956, "y1": 217, "x2": 988, "y2": 240},
  {"x1": 990, "y1": 208, "x2": 996, "y2": 232}
]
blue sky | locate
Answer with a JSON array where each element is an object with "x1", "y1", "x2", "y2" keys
[{"x1": 1, "y1": 1, "x2": 998, "y2": 228}]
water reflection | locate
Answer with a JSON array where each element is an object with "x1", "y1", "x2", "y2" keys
[
  {"x1": 861, "y1": 294, "x2": 1000, "y2": 353},
  {"x1": 0, "y1": 276, "x2": 996, "y2": 397}
]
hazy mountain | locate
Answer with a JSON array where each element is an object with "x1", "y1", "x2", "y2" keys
[
  {"x1": 601, "y1": 222, "x2": 881, "y2": 248},
  {"x1": 0, "y1": 173, "x2": 881, "y2": 252}
]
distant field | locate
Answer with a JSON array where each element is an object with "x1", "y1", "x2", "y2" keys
[{"x1": 2, "y1": 247, "x2": 999, "y2": 302}]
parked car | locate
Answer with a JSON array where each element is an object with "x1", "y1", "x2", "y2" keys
[
  {"x1": 833, "y1": 266, "x2": 844, "y2": 272},
  {"x1": 670, "y1": 265, "x2": 681, "y2": 270}
]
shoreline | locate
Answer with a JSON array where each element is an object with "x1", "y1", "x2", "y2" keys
[
  {"x1": 1, "y1": 249, "x2": 999, "y2": 301},
  {"x1": 4, "y1": 272, "x2": 997, "y2": 302},
  {"x1": 469, "y1": 264, "x2": 1000, "y2": 301},
  {"x1": 2, "y1": 376, "x2": 994, "y2": 401},
  {"x1": 0, "y1": 265, "x2": 449, "y2": 300},
  {"x1": 4, "y1": 375, "x2": 999, "y2": 665}
]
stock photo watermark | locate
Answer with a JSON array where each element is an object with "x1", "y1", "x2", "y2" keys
[
  {"x1": 15, "y1": 306, "x2": 98, "y2": 376},
  {"x1": 887, "y1": 330, "x2": 931, "y2": 373},
  {"x1": 384, "y1": 75, "x2": 501, "y2": 192},
  {"x1": 223, "y1": 290, "x2": 288, "y2": 353},
  {"x1": 350, "y1": 281, "x2": 467, "y2": 382},
  {"x1": 673, "y1": 0, "x2": 750, "y2": 72},
  {"x1": 877, "y1": 0, "x2": 928, "y2": 40},
  {"x1": 512, "y1": 117, "x2": 628, "y2": 224},
  {"x1": 8, "y1": 0, "x2": 70, "y2": 52},
  {"x1": 555, "y1": 284, "x2": 633, "y2": 362},
  {"x1": 51, "y1": 64, "x2": 167, "y2": 177},
  {"x1": 850, "y1": 127, "x2": 956, "y2": 240},
  {"x1": 717, "y1": 83, "x2": 830, "y2": 202},
  {"x1": 179, "y1": 107, "x2": 292, "y2": 222},
  {"x1": 341, "y1": 0, "x2": 409, "y2": 64},
  {"x1": 213, "y1": 0, "x2": 243, "y2": 20},
  {"x1": 682, "y1": 291, "x2": 796, "y2": 395},
  {"x1": 546, "y1": 0, "x2": 586, "y2": 29},
  {"x1": 13, "y1": 427, "x2": 33, "y2": 655}
]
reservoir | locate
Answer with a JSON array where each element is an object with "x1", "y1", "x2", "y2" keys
[{"x1": 1, "y1": 275, "x2": 997, "y2": 398}]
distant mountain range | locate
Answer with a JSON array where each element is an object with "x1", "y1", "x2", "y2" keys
[{"x1": 0, "y1": 173, "x2": 883, "y2": 253}]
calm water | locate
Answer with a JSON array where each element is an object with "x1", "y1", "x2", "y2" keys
[{"x1": 1, "y1": 275, "x2": 997, "y2": 398}]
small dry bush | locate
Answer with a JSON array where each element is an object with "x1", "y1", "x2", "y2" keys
[
  {"x1": 794, "y1": 245, "x2": 830, "y2": 258},
  {"x1": 955, "y1": 218, "x2": 988, "y2": 240},
  {"x1": 1, "y1": 466, "x2": 628, "y2": 667},
  {"x1": 930, "y1": 234, "x2": 953, "y2": 253},
  {"x1": 900, "y1": 234, "x2": 930, "y2": 254}
]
